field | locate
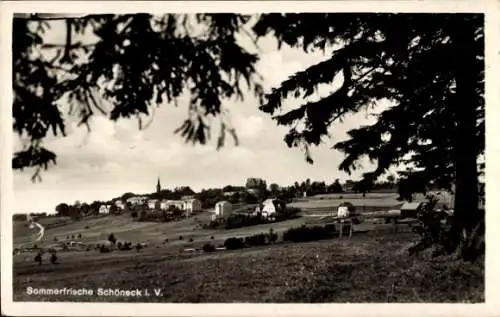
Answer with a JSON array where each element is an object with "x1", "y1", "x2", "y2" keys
[{"x1": 12, "y1": 193, "x2": 482, "y2": 303}]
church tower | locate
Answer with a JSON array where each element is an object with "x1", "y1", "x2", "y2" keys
[{"x1": 156, "y1": 177, "x2": 161, "y2": 193}]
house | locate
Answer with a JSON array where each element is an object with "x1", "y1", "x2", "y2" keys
[
  {"x1": 159, "y1": 199, "x2": 169, "y2": 210},
  {"x1": 99, "y1": 205, "x2": 111, "y2": 215},
  {"x1": 400, "y1": 202, "x2": 424, "y2": 218},
  {"x1": 147, "y1": 199, "x2": 159, "y2": 210},
  {"x1": 165, "y1": 200, "x2": 187, "y2": 210},
  {"x1": 126, "y1": 196, "x2": 148, "y2": 205},
  {"x1": 212, "y1": 201, "x2": 232, "y2": 221},
  {"x1": 115, "y1": 200, "x2": 125, "y2": 210},
  {"x1": 261, "y1": 198, "x2": 286, "y2": 219},
  {"x1": 336, "y1": 202, "x2": 355, "y2": 218},
  {"x1": 184, "y1": 199, "x2": 202, "y2": 216}
]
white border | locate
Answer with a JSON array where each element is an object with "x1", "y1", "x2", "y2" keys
[{"x1": 1, "y1": 1, "x2": 499, "y2": 316}]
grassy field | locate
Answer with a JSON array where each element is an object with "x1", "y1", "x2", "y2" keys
[
  {"x1": 13, "y1": 230, "x2": 483, "y2": 302},
  {"x1": 12, "y1": 193, "x2": 481, "y2": 303}
]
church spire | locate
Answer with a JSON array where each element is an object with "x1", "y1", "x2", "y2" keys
[{"x1": 156, "y1": 177, "x2": 161, "y2": 193}]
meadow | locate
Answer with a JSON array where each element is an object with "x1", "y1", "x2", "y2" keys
[{"x1": 12, "y1": 193, "x2": 481, "y2": 303}]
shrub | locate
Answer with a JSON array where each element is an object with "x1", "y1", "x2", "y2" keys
[
  {"x1": 116, "y1": 241, "x2": 122, "y2": 249},
  {"x1": 53, "y1": 237, "x2": 58, "y2": 242},
  {"x1": 224, "y1": 237, "x2": 246, "y2": 250},
  {"x1": 108, "y1": 233, "x2": 116, "y2": 244},
  {"x1": 84, "y1": 225, "x2": 90, "y2": 229},
  {"x1": 225, "y1": 214, "x2": 266, "y2": 229},
  {"x1": 245, "y1": 233, "x2": 268, "y2": 247},
  {"x1": 164, "y1": 238, "x2": 169, "y2": 243},
  {"x1": 202, "y1": 243, "x2": 216, "y2": 253},
  {"x1": 100, "y1": 244, "x2": 112, "y2": 253},
  {"x1": 77, "y1": 233, "x2": 82, "y2": 239},
  {"x1": 210, "y1": 236, "x2": 214, "y2": 240},
  {"x1": 179, "y1": 235, "x2": 183, "y2": 241},
  {"x1": 189, "y1": 238, "x2": 194, "y2": 243},
  {"x1": 275, "y1": 207, "x2": 301, "y2": 221},
  {"x1": 50, "y1": 253, "x2": 57, "y2": 264},
  {"x1": 71, "y1": 235, "x2": 75, "y2": 239},
  {"x1": 283, "y1": 225, "x2": 336, "y2": 243},
  {"x1": 131, "y1": 210, "x2": 138, "y2": 218}
]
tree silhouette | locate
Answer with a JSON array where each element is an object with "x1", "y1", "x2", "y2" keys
[
  {"x1": 269, "y1": 183, "x2": 280, "y2": 197},
  {"x1": 12, "y1": 13, "x2": 263, "y2": 180},
  {"x1": 253, "y1": 13, "x2": 484, "y2": 257}
]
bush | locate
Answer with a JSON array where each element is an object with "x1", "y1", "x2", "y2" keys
[
  {"x1": 116, "y1": 241, "x2": 122, "y2": 249},
  {"x1": 283, "y1": 225, "x2": 336, "y2": 243},
  {"x1": 245, "y1": 233, "x2": 268, "y2": 247},
  {"x1": 50, "y1": 254, "x2": 57, "y2": 264},
  {"x1": 77, "y1": 233, "x2": 82, "y2": 239},
  {"x1": 108, "y1": 233, "x2": 116, "y2": 244},
  {"x1": 84, "y1": 225, "x2": 90, "y2": 229},
  {"x1": 179, "y1": 235, "x2": 183, "y2": 241},
  {"x1": 131, "y1": 210, "x2": 138, "y2": 218},
  {"x1": 224, "y1": 237, "x2": 246, "y2": 250},
  {"x1": 189, "y1": 238, "x2": 194, "y2": 243},
  {"x1": 210, "y1": 236, "x2": 214, "y2": 240},
  {"x1": 53, "y1": 237, "x2": 58, "y2": 242},
  {"x1": 202, "y1": 243, "x2": 216, "y2": 252},
  {"x1": 164, "y1": 238, "x2": 169, "y2": 243},
  {"x1": 225, "y1": 214, "x2": 266, "y2": 229},
  {"x1": 100, "y1": 244, "x2": 112, "y2": 253},
  {"x1": 275, "y1": 207, "x2": 301, "y2": 221},
  {"x1": 71, "y1": 235, "x2": 75, "y2": 239}
]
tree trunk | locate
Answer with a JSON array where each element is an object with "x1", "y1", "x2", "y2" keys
[{"x1": 450, "y1": 18, "x2": 481, "y2": 257}]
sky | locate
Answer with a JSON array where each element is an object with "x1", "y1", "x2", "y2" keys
[{"x1": 13, "y1": 16, "x2": 389, "y2": 214}]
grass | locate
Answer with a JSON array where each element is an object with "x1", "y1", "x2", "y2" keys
[
  {"x1": 12, "y1": 193, "x2": 479, "y2": 302},
  {"x1": 13, "y1": 230, "x2": 483, "y2": 303}
]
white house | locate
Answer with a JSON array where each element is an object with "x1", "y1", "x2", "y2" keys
[
  {"x1": 337, "y1": 206, "x2": 350, "y2": 218},
  {"x1": 160, "y1": 199, "x2": 169, "y2": 210},
  {"x1": 126, "y1": 196, "x2": 148, "y2": 205},
  {"x1": 115, "y1": 200, "x2": 125, "y2": 210},
  {"x1": 261, "y1": 199, "x2": 286, "y2": 219},
  {"x1": 184, "y1": 199, "x2": 202, "y2": 215},
  {"x1": 147, "y1": 199, "x2": 159, "y2": 210},
  {"x1": 99, "y1": 204, "x2": 111, "y2": 215},
  {"x1": 212, "y1": 201, "x2": 232, "y2": 221}
]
